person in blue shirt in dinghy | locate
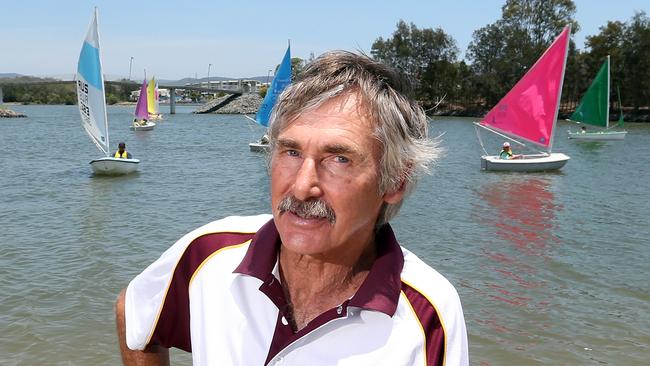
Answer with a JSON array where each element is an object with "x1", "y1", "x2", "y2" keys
[{"x1": 499, "y1": 141, "x2": 522, "y2": 160}]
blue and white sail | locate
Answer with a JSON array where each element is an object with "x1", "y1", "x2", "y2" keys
[
  {"x1": 76, "y1": 8, "x2": 110, "y2": 155},
  {"x1": 256, "y1": 44, "x2": 292, "y2": 127}
]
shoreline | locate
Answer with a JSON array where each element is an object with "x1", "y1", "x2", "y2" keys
[{"x1": 4, "y1": 102, "x2": 650, "y2": 122}]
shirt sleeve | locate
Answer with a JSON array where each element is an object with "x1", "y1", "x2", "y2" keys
[
  {"x1": 124, "y1": 233, "x2": 194, "y2": 351},
  {"x1": 442, "y1": 289, "x2": 469, "y2": 366}
]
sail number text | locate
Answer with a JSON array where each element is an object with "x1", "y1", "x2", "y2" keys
[{"x1": 77, "y1": 80, "x2": 91, "y2": 118}]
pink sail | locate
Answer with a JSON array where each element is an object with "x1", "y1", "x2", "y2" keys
[
  {"x1": 134, "y1": 80, "x2": 149, "y2": 120},
  {"x1": 480, "y1": 26, "x2": 570, "y2": 149}
]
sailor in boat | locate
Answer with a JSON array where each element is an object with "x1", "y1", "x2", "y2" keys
[
  {"x1": 115, "y1": 51, "x2": 468, "y2": 365},
  {"x1": 499, "y1": 142, "x2": 522, "y2": 160},
  {"x1": 133, "y1": 118, "x2": 148, "y2": 127},
  {"x1": 580, "y1": 126, "x2": 587, "y2": 133},
  {"x1": 113, "y1": 142, "x2": 132, "y2": 159},
  {"x1": 260, "y1": 133, "x2": 269, "y2": 144}
]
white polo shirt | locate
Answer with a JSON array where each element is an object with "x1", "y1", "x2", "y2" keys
[{"x1": 125, "y1": 214, "x2": 468, "y2": 365}]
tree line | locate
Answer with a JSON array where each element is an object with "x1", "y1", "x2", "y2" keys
[
  {"x1": 371, "y1": 0, "x2": 650, "y2": 118},
  {"x1": 0, "y1": 76, "x2": 137, "y2": 105},
  {"x1": 4, "y1": 0, "x2": 649, "y2": 120}
]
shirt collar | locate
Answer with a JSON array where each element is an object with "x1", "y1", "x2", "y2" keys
[{"x1": 233, "y1": 219, "x2": 404, "y2": 317}]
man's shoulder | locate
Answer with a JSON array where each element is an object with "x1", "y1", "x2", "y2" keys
[
  {"x1": 399, "y1": 247, "x2": 461, "y2": 308},
  {"x1": 180, "y1": 214, "x2": 273, "y2": 244},
  {"x1": 132, "y1": 215, "x2": 272, "y2": 283}
]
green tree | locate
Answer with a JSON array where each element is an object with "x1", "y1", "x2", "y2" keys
[
  {"x1": 620, "y1": 11, "x2": 650, "y2": 109},
  {"x1": 258, "y1": 84, "x2": 268, "y2": 99},
  {"x1": 273, "y1": 57, "x2": 304, "y2": 81},
  {"x1": 371, "y1": 20, "x2": 459, "y2": 105},
  {"x1": 467, "y1": 0, "x2": 578, "y2": 107},
  {"x1": 291, "y1": 58, "x2": 304, "y2": 79}
]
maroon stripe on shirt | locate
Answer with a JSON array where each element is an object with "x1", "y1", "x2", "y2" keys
[
  {"x1": 402, "y1": 282, "x2": 446, "y2": 366},
  {"x1": 148, "y1": 231, "x2": 255, "y2": 352}
]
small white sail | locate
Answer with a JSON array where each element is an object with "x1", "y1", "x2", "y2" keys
[{"x1": 76, "y1": 8, "x2": 110, "y2": 156}]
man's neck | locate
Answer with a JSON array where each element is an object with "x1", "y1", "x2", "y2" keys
[{"x1": 278, "y1": 241, "x2": 377, "y2": 331}]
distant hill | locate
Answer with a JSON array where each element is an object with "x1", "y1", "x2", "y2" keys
[
  {"x1": 0, "y1": 75, "x2": 61, "y2": 84},
  {"x1": 0, "y1": 73, "x2": 23, "y2": 78},
  {"x1": 1, "y1": 73, "x2": 271, "y2": 85}
]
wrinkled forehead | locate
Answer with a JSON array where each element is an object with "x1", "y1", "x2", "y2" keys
[{"x1": 276, "y1": 89, "x2": 375, "y2": 134}]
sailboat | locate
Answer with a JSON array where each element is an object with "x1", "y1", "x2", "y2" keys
[
  {"x1": 147, "y1": 76, "x2": 163, "y2": 120},
  {"x1": 130, "y1": 79, "x2": 156, "y2": 131},
  {"x1": 567, "y1": 55, "x2": 627, "y2": 140},
  {"x1": 249, "y1": 43, "x2": 292, "y2": 152},
  {"x1": 77, "y1": 8, "x2": 139, "y2": 175},
  {"x1": 474, "y1": 26, "x2": 571, "y2": 172}
]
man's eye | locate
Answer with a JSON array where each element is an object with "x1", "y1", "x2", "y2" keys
[
  {"x1": 287, "y1": 150, "x2": 300, "y2": 157},
  {"x1": 336, "y1": 156, "x2": 349, "y2": 163}
]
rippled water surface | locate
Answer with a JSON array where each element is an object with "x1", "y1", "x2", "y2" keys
[{"x1": 1, "y1": 105, "x2": 649, "y2": 365}]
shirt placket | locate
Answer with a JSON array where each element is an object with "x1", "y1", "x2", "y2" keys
[{"x1": 265, "y1": 301, "x2": 358, "y2": 365}]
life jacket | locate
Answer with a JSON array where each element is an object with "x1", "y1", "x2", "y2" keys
[
  {"x1": 114, "y1": 150, "x2": 129, "y2": 159},
  {"x1": 499, "y1": 149, "x2": 513, "y2": 160}
]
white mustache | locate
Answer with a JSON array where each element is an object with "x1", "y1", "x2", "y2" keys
[{"x1": 278, "y1": 195, "x2": 336, "y2": 224}]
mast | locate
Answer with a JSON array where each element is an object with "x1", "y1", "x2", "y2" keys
[
  {"x1": 95, "y1": 7, "x2": 110, "y2": 156},
  {"x1": 547, "y1": 25, "x2": 571, "y2": 154},
  {"x1": 606, "y1": 55, "x2": 611, "y2": 129}
]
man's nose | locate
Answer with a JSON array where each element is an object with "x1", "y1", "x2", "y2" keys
[{"x1": 292, "y1": 158, "x2": 323, "y2": 201}]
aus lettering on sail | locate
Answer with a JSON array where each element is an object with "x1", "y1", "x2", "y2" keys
[{"x1": 76, "y1": 80, "x2": 91, "y2": 121}]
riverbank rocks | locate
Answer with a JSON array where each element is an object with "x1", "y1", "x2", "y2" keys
[
  {"x1": 195, "y1": 93, "x2": 263, "y2": 114},
  {"x1": 0, "y1": 108, "x2": 26, "y2": 118}
]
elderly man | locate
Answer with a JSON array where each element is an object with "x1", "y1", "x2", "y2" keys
[{"x1": 116, "y1": 51, "x2": 468, "y2": 365}]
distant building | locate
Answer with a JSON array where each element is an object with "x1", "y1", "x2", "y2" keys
[
  {"x1": 130, "y1": 88, "x2": 171, "y2": 102},
  {"x1": 192, "y1": 79, "x2": 262, "y2": 94}
]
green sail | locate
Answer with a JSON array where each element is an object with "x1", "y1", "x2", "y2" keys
[{"x1": 570, "y1": 58, "x2": 609, "y2": 127}]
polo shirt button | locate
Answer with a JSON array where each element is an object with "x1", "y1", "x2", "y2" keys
[
  {"x1": 336, "y1": 305, "x2": 343, "y2": 315},
  {"x1": 281, "y1": 316, "x2": 288, "y2": 325}
]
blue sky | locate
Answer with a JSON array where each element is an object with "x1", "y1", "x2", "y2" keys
[{"x1": 2, "y1": 0, "x2": 647, "y2": 79}]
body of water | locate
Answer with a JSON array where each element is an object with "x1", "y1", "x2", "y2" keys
[{"x1": 1, "y1": 105, "x2": 648, "y2": 365}]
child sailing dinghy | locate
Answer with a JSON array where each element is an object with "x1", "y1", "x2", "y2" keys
[
  {"x1": 77, "y1": 8, "x2": 139, "y2": 175},
  {"x1": 474, "y1": 26, "x2": 572, "y2": 172},
  {"x1": 567, "y1": 55, "x2": 627, "y2": 140}
]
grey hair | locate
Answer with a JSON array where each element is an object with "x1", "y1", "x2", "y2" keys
[{"x1": 267, "y1": 50, "x2": 441, "y2": 226}]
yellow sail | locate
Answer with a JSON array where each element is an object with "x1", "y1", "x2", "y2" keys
[
  {"x1": 146, "y1": 77, "x2": 162, "y2": 120},
  {"x1": 147, "y1": 77, "x2": 157, "y2": 115}
]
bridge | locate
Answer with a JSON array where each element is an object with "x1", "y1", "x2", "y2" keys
[{"x1": 0, "y1": 80, "x2": 243, "y2": 114}]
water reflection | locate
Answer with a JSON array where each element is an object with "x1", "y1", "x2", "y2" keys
[
  {"x1": 470, "y1": 175, "x2": 562, "y2": 354},
  {"x1": 479, "y1": 176, "x2": 559, "y2": 257},
  {"x1": 571, "y1": 139, "x2": 606, "y2": 154},
  {"x1": 82, "y1": 173, "x2": 140, "y2": 234}
]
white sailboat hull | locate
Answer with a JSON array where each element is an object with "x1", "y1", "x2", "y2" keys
[
  {"x1": 249, "y1": 142, "x2": 270, "y2": 152},
  {"x1": 481, "y1": 153, "x2": 570, "y2": 172},
  {"x1": 568, "y1": 130, "x2": 626, "y2": 140},
  {"x1": 130, "y1": 121, "x2": 156, "y2": 131},
  {"x1": 90, "y1": 157, "x2": 139, "y2": 175}
]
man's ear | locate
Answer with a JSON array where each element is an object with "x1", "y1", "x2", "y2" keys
[
  {"x1": 383, "y1": 185, "x2": 405, "y2": 204},
  {"x1": 382, "y1": 165, "x2": 411, "y2": 204}
]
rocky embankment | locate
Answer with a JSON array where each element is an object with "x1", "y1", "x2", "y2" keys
[
  {"x1": 194, "y1": 93, "x2": 263, "y2": 114},
  {"x1": 431, "y1": 104, "x2": 650, "y2": 122},
  {"x1": 0, "y1": 108, "x2": 26, "y2": 118},
  {"x1": 196, "y1": 96, "x2": 650, "y2": 122}
]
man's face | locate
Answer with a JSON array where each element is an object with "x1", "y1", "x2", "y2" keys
[{"x1": 270, "y1": 93, "x2": 403, "y2": 261}]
